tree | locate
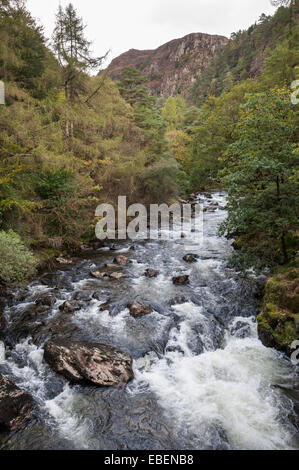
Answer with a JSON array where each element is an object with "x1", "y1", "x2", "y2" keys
[
  {"x1": 53, "y1": 3, "x2": 107, "y2": 101},
  {"x1": 52, "y1": 3, "x2": 108, "y2": 144},
  {"x1": 219, "y1": 89, "x2": 299, "y2": 271}
]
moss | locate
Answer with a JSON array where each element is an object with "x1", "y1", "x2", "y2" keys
[{"x1": 257, "y1": 259, "x2": 299, "y2": 356}]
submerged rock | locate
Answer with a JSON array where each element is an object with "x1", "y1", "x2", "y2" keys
[
  {"x1": 0, "y1": 375, "x2": 33, "y2": 431},
  {"x1": 183, "y1": 254, "x2": 199, "y2": 263},
  {"x1": 44, "y1": 340, "x2": 133, "y2": 387},
  {"x1": 144, "y1": 268, "x2": 159, "y2": 278},
  {"x1": 128, "y1": 302, "x2": 153, "y2": 317},
  {"x1": 172, "y1": 275, "x2": 190, "y2": 286}
]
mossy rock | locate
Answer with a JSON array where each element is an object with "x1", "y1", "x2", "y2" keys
[{"x1": 258, "y1": 261, "x2": 299, "y2": 356}]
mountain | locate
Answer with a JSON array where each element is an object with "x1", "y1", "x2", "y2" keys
[{"x1": 106, "y1": 33, "x2": 228, "y2": 98}]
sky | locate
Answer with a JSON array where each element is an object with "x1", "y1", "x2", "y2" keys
[{"x1": 26, "y1": 0, "x2": 277, "y2": 67}]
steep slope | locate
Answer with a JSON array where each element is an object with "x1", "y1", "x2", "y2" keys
[{"x1": 107, "y1": 33, "x2": 228, "y2": 98}]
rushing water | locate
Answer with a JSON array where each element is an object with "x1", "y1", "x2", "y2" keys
[{"x1": 0, "y1": 193, "x2": 298, "y2": 450}]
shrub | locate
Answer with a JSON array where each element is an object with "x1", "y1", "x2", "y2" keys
[{"x1": 0, "y1": 230, "x2": 38, "y2": 284}]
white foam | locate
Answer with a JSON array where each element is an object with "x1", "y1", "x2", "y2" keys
[{"x1": 134, "y1": 313, "x2": 295, "y2": 450}]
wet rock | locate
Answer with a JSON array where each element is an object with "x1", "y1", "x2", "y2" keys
[
  {"x1": 128, "y1": 302, "x2": 153, "y2": 317},
  {"x1": 90, "y1": 271, "x2": 107, "y2": 280},
  {"x1": 230, "y1": 321, "x2": 252, "y2": 339},
  {"x1": 59, "y1": 300, "x2": 81, "y2": 313},
  {"x1": 0, "y1": 375, "x2": 33, "y2": 431},
  {"x1": 183, "y1": 254, "x2": 199, "y2": 263},
  {"x1": 105, "y1": 263, "x2": 119, "y2": 269},
  {"x1": 0, "y1": 311, "x2": 6, "y2": 332},
  {"x1": 172, "y1": 275, "x2": 190, "y2": 286},
  {"x1": 35, "y1": 294, "x2": 55, "y2": 307},
  {"x1": 169, "y1": 296, "x2": 188, "y2": 306},
  {"x1": 114, "y1": 256, "x2": 130, "y2": 266},
  {"x1": 43, "y1": 340, "x2": 134, "y2": 387},
  {"x1": 110, "y1": 272, "x2": 124, "y2": 280},
  {"x1": 144, "y1": 268, "x2": 159, "y2": 278},
  {"x1": 56, "y1": 257, "x2": 73, "y2": 265}
]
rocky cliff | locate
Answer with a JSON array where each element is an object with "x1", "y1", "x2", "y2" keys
[{"x1": 107, "y1": 33, "x2": 228, "y2": 98}]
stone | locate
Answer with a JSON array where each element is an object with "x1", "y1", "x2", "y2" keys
[
  {"x1": 144, "y1": 268, "x2": 159, "y2": 278},
  {"x1": 0, "y1": 311, "x2": 5, "y2": 332},
  {"x1": 128, "y1": 302, "x2": 153, "y2": 317},
  {"x1": 183, "y1": 254, "x2": 199, "y2": 263},
  {"x1": 90, "y1": 271, "x2": 107, "y2": 280},
  {"x1": 56, "y1": 257, "x2": 73, "y2": 265},
  {"x1": 114, "y1": 256, "x2": 130, "y2": 266},
  {"x1": 172, "y1": 275, "x2": 190, "y2": 286},
  {"x1": 43, "y1": 340, "x2": 134, "y2": 387},
  {"x1": 0, "y1": 375, "x2": 33, "y2": 432},
  {"x1": 59, "y1": 300, "x2": 81, "y2": 313},
  {"x1": 110, "y1": 272, "x2": 124, "y2": 280},
  {"x1": 35, "y1": 294, "x2": 55, "y2": 307}
]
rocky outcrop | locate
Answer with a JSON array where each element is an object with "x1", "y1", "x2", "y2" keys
[
  {"x1": 257, "y1": 261, "x2": 299, "y2": 357},
  {"x1": 0, "y1": 375, "x2": 33, "y2": 431},
  {"x1": 107, "y1": 33, "x2": 228, "y2": 98},
  {"x1": 44, "y1": 340, "x2": 133, "y2": 387},
  {"x1": 128, "y1": 302, "x2": 153, "y2": 317}
]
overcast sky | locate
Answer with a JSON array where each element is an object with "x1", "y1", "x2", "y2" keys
[{"x1": 26, "y1": 0, "x2": 277, "y2": 66}]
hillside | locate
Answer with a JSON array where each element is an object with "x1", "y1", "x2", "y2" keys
[{"x1": 107, "y1": 33, "x2": 228, "y2": 97}]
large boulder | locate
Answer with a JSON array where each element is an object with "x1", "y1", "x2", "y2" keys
[
  {"x1": 44, "y1": 340, "x2": 133, "y2": 387},
  {"x1": 0, "y1": 375, "x2": 33, "y2": 432},
  {"x1": 128, "y1": 302, "x2": 153, "y2": 317},
  {"x1": 172, "y1": 275, "x2": 190, "y2": 286}
]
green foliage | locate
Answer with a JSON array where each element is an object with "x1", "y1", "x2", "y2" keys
[
  {"x1": 0, "y1": 230, "x2": 37, "y2": 283},
  {"x1": 219, "y1": 89, "x2": 299, "y2": 271}
]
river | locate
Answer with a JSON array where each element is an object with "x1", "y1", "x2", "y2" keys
[{"x1": 0, "y1": 192, "x2": 298, "y2": 450}]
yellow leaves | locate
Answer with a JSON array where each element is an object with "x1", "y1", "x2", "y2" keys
[
  {"x1": 56, "y1": 90, "x2": 66, "y2": 103},
  {"x1": 166, "y1": 130, "x2": 192, "y2": 170}
]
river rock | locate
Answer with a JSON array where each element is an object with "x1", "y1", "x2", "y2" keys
[
  {"x1": 144, "y1": 268, "x2": 159, "y2": 278},
  {"x1": 128, "y1": 302, "x2": 153, "y2": 317},
  {"x1": 0, "y1": 311, "x2": 5, "y2": 332},
  {"x1": 114, "y1": 256, "x2": 130, "y2": 266},
  {"x1": 105, "y1": 263, "x2": 119, "y2": 269},
  {"x1": 43, "y1": 340, "x2": 133, "y2": 387},
  {"x1": 59, "y1": 300, "x2": 81, "y2": 313},
  {"x1": 90, "y1": 271, "x2": 107, "y2": 280},
  {"x1": 56, "y1": 257, "x2": 73, "y2": 265},
  {"x1": 0, "y1": 375, "x2": 33, "y2": 431},
  {"x1": 35, "y1": 294, "x2": 56, "y2": 307},
  {"x1": 110, "y1": 272, "x2": 124, "y2": 280},
  {"x1": 183, "y1": 254, "x2": 199, "y2": 263},
  {"x1": 172, "y1": 275, "x2": 190, "y2": 286}
]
